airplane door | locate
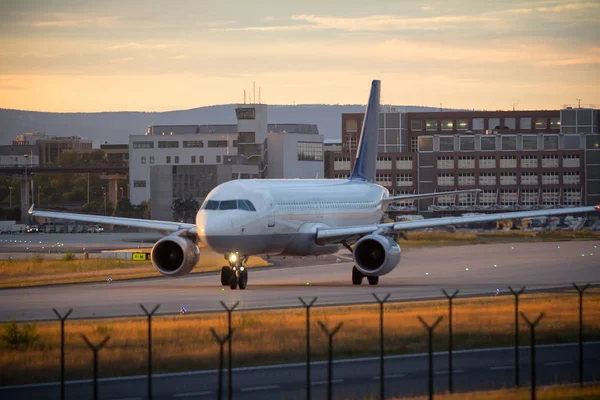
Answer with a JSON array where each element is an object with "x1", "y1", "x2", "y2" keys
[{"x1": 267, "y1": 201, "x2": 275, "y2": 227}]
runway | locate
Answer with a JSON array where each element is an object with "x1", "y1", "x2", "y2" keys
[
  {"x1": 2, "y1": 342, "x2": 599, "y2": 399},
  {"x1": 1, "y1": 240, "x2": 599, "y2": 322}
]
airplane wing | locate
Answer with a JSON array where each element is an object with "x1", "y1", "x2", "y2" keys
[
  {"x1": 381, "y1": 189, "x2": 482, "y2": 206},
  {"x1": 316, "y1": 205, "x2": 599, "y2": 244},
  {"x1": 29, "y1": 205, "x2": 196, "y2": 235}
]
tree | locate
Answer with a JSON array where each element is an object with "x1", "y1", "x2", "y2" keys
[
  {"x1": 172, "y1": 196, "x2": 199, "y2": 223},
  {"x1": 115, "y1": 197, "x2": 134, "y2": 217}
]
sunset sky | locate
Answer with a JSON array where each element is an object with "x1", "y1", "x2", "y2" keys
[{"x1": 0, "y1": 0, "x2": 598, "y2": 112}]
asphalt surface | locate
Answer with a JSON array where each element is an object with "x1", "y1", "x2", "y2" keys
[
  {"x1": 1, "y1": 240, "x2": 599, "y2": 321},
  {"x1": 1, "y1": 342, "x2": 599, "y2": 399}
]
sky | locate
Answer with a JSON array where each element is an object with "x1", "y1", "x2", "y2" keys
[{"x1": 0, "y1": 0, "x2": 598, "y2": 112}]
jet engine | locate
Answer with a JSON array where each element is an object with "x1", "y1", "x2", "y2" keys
[
  {"x1": 353, "y1": 234, "x2": 401, "y2": 276},
  {"x1": 151, "y1": 235, "x2": 200, "y2": 276}
]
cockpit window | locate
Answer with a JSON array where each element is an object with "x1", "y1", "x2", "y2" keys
[
  {"x1": 203, "y1": 200, "x2": 219, "y2": 210},
  {"x1": 219, "y1": 200, "x2": 237, "y2": 210},
  {"x1": 202, "y1": 199, "x2": 256, "y2": 211}
]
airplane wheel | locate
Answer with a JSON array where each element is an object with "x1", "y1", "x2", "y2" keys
[
  {"x1": 221, "y1": 266, "x2": 232, "y2": 286},
  {"x1": 367, "y1": 276, "x2": 379, "y2": 286},
  {"x1": 352, "y1": 266, "x2": 364, "y2": 285},
  {"x1": 229, "y1": 275, "x2": 238, "y2": 290},
  {"x1": 238, "y1": 272, "x2": 248, "y2": 290}
]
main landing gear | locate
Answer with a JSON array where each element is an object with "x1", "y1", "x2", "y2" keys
[
  {"x1": 352, "y1": 265, "x2": 379, "y2": 286},
  {"x1": 221, "y1": 253, "x2": 248, "y2": 290}
]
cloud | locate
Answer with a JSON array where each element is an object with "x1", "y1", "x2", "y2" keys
[
  {"x1": 171, "y1": 55, "x2": 191, "y2": 60},
  {"x1": 32, "y1": 14, "x2": 118, "y2": 28},
  {"x1": 110, "y1": 57, "x2": 135, "y2": 63},
  {"x1": 109, "y1": 42, "x2": 168, "y2": 50},
  {"x1": 0, "y1": 85, "x2": 24, "y2": 90},
  {"x1": 537, "y1": 2, "x2": 600, "y2": 12}
]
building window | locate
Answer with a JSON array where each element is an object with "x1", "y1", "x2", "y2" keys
[
  {"x1": 458, "y1": 173, "x2": 475, "y2": 186},
  {"x1": 502, "y1": 136, "x2": 517, "y2": 151},
  {"x1": 216, "y1": 155, "x2": 221, "y2": 163},
  {"x1": 297, "y1": 142, "x2": 324, "y2": 161},
  {"x1": 183, "y1": 140, "x2": 204, "y2": 148},
  {"x1": 133, "y1": 180, "x2": 146, "y2": 188},
  {"x1": 520, "y1": 117, "x2": 532, "y2": 130},
  {"x1": 563, "y1": 188, "x2": 582, "y2": 206},
  {"x1": 521, "y1": 172, "x2": 538, "y2": 185},
  {"x1": 500, "y1": 155, "x2": 517, "y2": 168},
  {"x1": 439, "y1": 136, "x2": 454, "y2": 152},
  {"x1": 472, "y1": 118, "x2": 484, "y2": 131},
  {"x1": 425, "y1": 120, "x2": 437, "y2": 131},
  {"x1": 149, "y1": 156, "x2": 154, "y2": 164},
  {"x1": 133, "y1": 141, "x2": 154, "y2": 149},
  {"x1": 488, "y1": 118, "x2": 500, "y2": 130},
  {"x1": 480, "y1": 135, "x2": 496, "y2": 151},
  {"x1": 459, "y1": 136, "x2": 475, "y2": 151},
  {"x1": 437, "y1": 173, "x2": 454, "y2": 187},
  {"x1": 457, "y1": 156, "x2": 474, "y2": 169},
  {"x1": 563, "y1": 172, "x2": 580, "y2": 185},
  {"x1": 397, "y1": 173, "x2": 413, "y2": 186},
  {"x1": 411, "y1": 137, "x2": 418, "y2": 153},
  {"x1": 199, "y1": 156, "x2": 204, "y2": 163},
  {"x1": 191, "y1": 155, "x2": 196, "y2": 163},
  {"x1": 521, "y1": 189, "x2": 539, "y2": 206},
  {"x1": 141, "y1": 156, "x2": 146, "y2": 164},
  {"x1": 521, "y1": 155, "x2": 538, "y2": 168},
  {"x1": 479, "y1": 156, "x2": 496, "y2": 169},
  {"x1": 346, "y1": 119, "x2": 358, "y2": 132},
  {"x1": 504, "y1": 117, "x2": 516, "y2": 129},
  {"x1": 375, "y1": 173, "x2": 392, "y2": 187},
  {"x1": 158, "y1": 141, "x2": 179, "y2": 148},
  {"x1": 346, "y1": 136, "x2": 358, "y2": 153},
  {"x1": 437, "y1": 156, "x2": 454, "y2": 169},
  {"x1": 542, "y1": 172, "x2": 559, "y2": 184},
  {"x1": 479, "y1": 173, "x2": 496, "y2": 186},
  {"x1": 457, "y1": 119, "x2": 468, "y2": 130},
  {"x1": 334, "y1": 174, "x2": 349, "y2": 179},
  {"x1": 411, "y1": 120, "x2": 422, "y2": 131},
  {"x1": 480, "y1": 190, "x2": 497, "y2": 206},
  {"x1": 500, "y1": 189, "x2": 518, "y2": 205},
  {"x1": 522, "y1": 135, "x2": 538, "y2": 151},
  {"x1": 542, "y1": 189, "x2": 560, "y2": 206},
  {"x1": 441, "y1": 120, "x2": 453, "y2": 130},
  {"x1": 166, "y1": 156, "x2": 171, "y2": 164},
  {"x1": 550, "y1": 117, "x2": 560, "y2": 129},
  {"x1": 208, "y1": 140, "x2": 228, "y2": 148},
  {"x1": 418, "y1": 136, "x2": 433, "y2": 152},
  {"x1": 334, "y1": 157, "x2": 351, "y2": 171},
  {"x1": 562, "y1": 154, "x2": 580, "y2": 168},
  {"x1": 396, "y1": 157, "x2": 413, "y2": 169},
  {"x1": 543, "y1": 135, "x2": 559, "y2": 150},
  {"x1": 563, "y1": 135, "x2": 580, "y2": 150},
  {"x1": 500, "y1": 172, "x2": 517, "y2": 185},
  {"x1": 376, "y1": 156, "x2": 392, "y2": 169},
  {"x1": 535, "y1": 118, "x2": 547, "y2": 129},
  {"x1": 174, "y1": 156, "x2": 179, "y2": 164},
  {"x1": 238, "y1": 132, "x2": 256, "y2": 144}
]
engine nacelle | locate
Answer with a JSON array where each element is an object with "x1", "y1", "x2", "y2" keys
[
  {"x1": 151, "y1": 236, "x2": 200, "y2": 276},
  {"x1": 353, "y1": 234, "x2": 401, "y2": 276}
]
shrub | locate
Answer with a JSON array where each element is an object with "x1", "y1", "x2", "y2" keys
[
  {"x1": 62, "y1": 250, "x2": 76, "y2": 261},
  {"x1": 32, "y1": 253, "x2": 44, "y2": 263},
  {"x1": 0, "y1": 320, "x2": 40, "y2": 349}
]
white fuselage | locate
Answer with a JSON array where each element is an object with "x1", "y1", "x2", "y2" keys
[{"x1": 196, "y1": 179, "x2": 389, "y2": 256}]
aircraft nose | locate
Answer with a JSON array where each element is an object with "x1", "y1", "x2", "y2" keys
[{"x1": 196, "y1": 210, "x2": 232, "y2": 241}]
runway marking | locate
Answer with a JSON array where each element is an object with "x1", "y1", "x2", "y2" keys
[
  {"x1": 372, "y1": 374, "x2": 405, "y2": 379},
  {"x1": 240, "y1": 385, "x2": 280, "y2": 392},
  {"x1": 110, "y1": 397, "x2": 142, "y2": 400},
  {"x1": 489, "y1": 366, "x2": 514, "y2": 371},
  {"x1": 174, "y1": 391, "x2": 212, "y2": 397},
  {"x1": 544, "y1": 361, "x2": 573, "y2": 366},
  {"x1": 312, "y1": 379, "x2": 344, "y2": 385},
  {"x1": 434, "y1": 369, "x2": 464, "y2": 375}
]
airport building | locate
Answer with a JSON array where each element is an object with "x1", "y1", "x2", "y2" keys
[
  {"x1": 129, "y1": 103, "x2": 324, "y2": 218},
  {"x1": 326, "y1": 107, "x2": 599, "y2": 217}
]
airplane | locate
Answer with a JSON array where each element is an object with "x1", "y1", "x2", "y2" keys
[{"x1": 30, "y1": 80, "x2": 599, "y2": 290}]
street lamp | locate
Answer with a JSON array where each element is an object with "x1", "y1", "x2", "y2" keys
[
  {"x1": 23, "y1": 154, "x2": 29, "y2": 207},
  {"x1": 120, "y1": 187, "x2": 124, "y2": 200},
  {"x1": 102, "y1": 186, "x2": 107, "y2": 215}
]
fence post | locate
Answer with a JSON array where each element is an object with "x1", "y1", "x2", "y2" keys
[
  {"x1": 220, "y1": 301, "x2": 239, "y2": 400},
  {"x1": 318, "y1": 321, "x2": 343, "y2": 400},
  {"x1": 299, "y1": 297, "x2": 318, "y2": 400},
  {"x1": 211, "y1": 328, "x2": 233, "y2": 400},
  {"x1": 508, "y1": 286, "x2": 526, "y2": 388},
  {"x1": 441, "y1": 289, "x2": 459, "y2": 394},
  {"x1": 81, "y1": 334, "x2": 110, "y2": 400},
  {"x1": 140, "y1": 304, "x2": 160, "y2": 400},
  {"x1": 417, "y1": 316, "x2": 443, "y2": 400},
  {"x1": 373, "y1": 293, "x2": 391, "y2": 400},
  {"x1": 572, "y1": 282, "x2": 590, "y2": 387},
  {"x1": 53, "y1": 308, "x2": 73, "y2": 400},
  {"x1": 520, "y1": 312, "x2": 545, "y2": 400}
]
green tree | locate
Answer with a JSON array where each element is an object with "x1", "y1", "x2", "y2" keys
[
  {"x1": 115, "y1": 197, "x2": 134, "y2": 217},
  {"x1": 172, "y1": 196, "x2": 199, "y2": 222}
]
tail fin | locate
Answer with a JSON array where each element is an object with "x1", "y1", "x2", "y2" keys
[{"x1": 350, "y1": 80, "x2": 380, "y2": 182}]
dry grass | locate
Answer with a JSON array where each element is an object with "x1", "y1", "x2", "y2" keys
[
  {"x1": 0, "y1": 253, "x2": 270, "y2": 288},
  {"x1": 381, "y1": 384, "x2": 600, "y2": 400},
  {"x1": 1, "y1": 290, "x2": 599, "y2": 386},
  {"x1": 401, "y1": 231, "x2": 600, "y2": 248}
]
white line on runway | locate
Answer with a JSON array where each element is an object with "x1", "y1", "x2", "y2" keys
[
  {"x1": 434, "y1": 369, "x2": 464, "y2": 375},
  {"x1": 174, "y1": 391, "x2": 212, "y2": 397},
  {"x1": 544, "y1": 361, "x2": 573, "y2": 366},
  {"x1": 312, "y1": 379, "x2": 344, "y2": 385},
  {"x1": 372, "y1": 374, "x2": 405, "y2": 379},
  {"x1": 489, "y1": 366, "x2": 514, "y2": 371},
  {"x1": 241, "y1": 385, "x2": 280, "y2": 392}
]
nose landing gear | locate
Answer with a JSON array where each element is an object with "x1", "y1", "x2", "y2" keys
[{"x1": 221, "y1": 253, "x2": 248, "y2": 290}]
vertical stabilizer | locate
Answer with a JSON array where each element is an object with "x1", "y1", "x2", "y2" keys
[{"x1": 350, "y1": 80, "x2": 380, "y2": 182}]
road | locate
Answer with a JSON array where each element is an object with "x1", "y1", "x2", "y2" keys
[
  {"x1": 1, "y1": 241, "x2": 598, "y2": 321},
  {"x1": 1, "y1": 342, "x2": 599, "y2": 399}
]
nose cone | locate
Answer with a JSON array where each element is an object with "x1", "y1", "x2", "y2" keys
[{"x1": 196, "y1": 210, "x2": 233, "y2": 253}]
